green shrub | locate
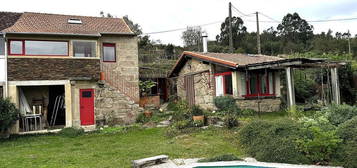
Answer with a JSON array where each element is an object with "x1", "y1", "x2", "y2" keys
[
  {"x1": 59, "y1": 127, "x2": 84, "y2": 137},
  {"x1": 171, "y1": 100, "x2": 191, "y2": 121},
  {"x1": 241, "y1": 109, "x2": 256, "y2": 116},
  {"x1": 191, "y1": 105, "x2": 204, "y2": 116},
  {"x1": 336, "y1": 116, "x2": 357, "y2": 142},
  {"x1": 173, "y1": 120, "x2": 192, "y2": 129},
  {"x1": 238, "y1": 119, "x2": 309, "y2": 164},
  {"x1": 223, "y1": 115, "x2": 238, "y2": 128},
  {"x1": 322, "y1": 104, "x2": 357, "y2": 126},
  {"x1": 198, "y1": 154, "x2": 242, "y2": 162},
  {"x1": 136, "y1": 113, "x2": 149, "y2": 123},
  {"x1": 214, "y1": 96, "x2": 236, "y2": 111},
  {"x1": 336, "y1": 141, "x2": 357, "y2": 168},
  {"x1": 0, "y1": 98, "x2": 20, "y2": 133},
  {"x1": 296, "y1": 126, "x2": 341, "y2": 163},
  {"x1": 193, "y1": 120, "x2": 204, "y2": 127}
]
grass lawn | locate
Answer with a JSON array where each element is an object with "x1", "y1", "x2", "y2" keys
[{"x1": 0, "y1": 127, "x2": 243, "y2": 168}]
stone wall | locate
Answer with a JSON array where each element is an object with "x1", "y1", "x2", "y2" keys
[
  {"x1": 95, "y1": 83, "x2": 142, "y2": 126},
  {"x1": 177, "y1": 59, "x2": 215, "y2": 109},
  {"x1": 236, "y1": 98, "x2": 282, "y2": 112}
]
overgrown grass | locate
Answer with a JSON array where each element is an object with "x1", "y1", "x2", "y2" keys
[{"x1": 0, "y1": 127, "x2": 243, "y2": 168}]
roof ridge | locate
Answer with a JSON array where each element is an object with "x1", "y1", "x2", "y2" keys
[{"x1": 23, "y1": 11, "x2": 124, "y2": 20}]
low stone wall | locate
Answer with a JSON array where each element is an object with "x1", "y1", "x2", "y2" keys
[
  {"x1": 95, "y1": 83, "x2": 142, "y2": 126},
  {"x1": 236, "y1": 98, "x2": 282, "y2": 112}
]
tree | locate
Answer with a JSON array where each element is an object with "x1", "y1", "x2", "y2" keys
[
  {"x1": 123, "y1": 15, "x2": 142, "y2": 35},
  {"x1": 277, "y1": 13, "x2": 314, "y2": 53},
  {"x1": 181, "y1": 26, "x2": 202, "y2": 51},
  {"x1": 216, "y1": 16, "x2": 247, "y2": 51}
]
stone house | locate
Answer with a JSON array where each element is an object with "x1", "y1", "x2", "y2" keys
[
  {"x1": 169, "y1": 51, "x2": 342, "y2": 112},
  {"x1": 0, "y1": 12, "x2": 141, "y2": 133}
]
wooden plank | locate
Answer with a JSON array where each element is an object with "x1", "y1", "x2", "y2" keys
[{"x1": 132, "y1": 155, "x2": 169, "y2": 168}]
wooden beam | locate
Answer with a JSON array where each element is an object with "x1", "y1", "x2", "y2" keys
[
  {"x1": 331, "y1": 67, "x2": 341, "y2": 104},
  {"x1": 286, "y1": 67, "x2": 295, "y2": 108}
]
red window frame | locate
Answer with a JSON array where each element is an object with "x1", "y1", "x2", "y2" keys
[
  {"x1": 8, "y1": 39, "x2": 69, "y2": 56},
  {"x1": 102, "y1": 43, "x2": 116, "y2": 62},
  {"x1": 214, "y1": 71, "x2": 232, "y2": 96},
  {"x1": 244, "y1": 72, "x2": 275, "y2": 98}
]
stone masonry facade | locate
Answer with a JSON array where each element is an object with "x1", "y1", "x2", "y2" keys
[
  {"x1": 177, "y1": 58, "x2": 282, "y2": 112},
  {"x1": 177, "y1": 59, "x2": 215, "y2": 109},
  {"x1": 95, "y1": 83, "x2": 142, "y2": 126}
]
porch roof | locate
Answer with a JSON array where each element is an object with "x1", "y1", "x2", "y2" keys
[{"x1": 169, "y1": 51, "x2": 344, "y2": 77}]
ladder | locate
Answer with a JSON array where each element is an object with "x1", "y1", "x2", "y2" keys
[{"x1": 50, "y1": 95, "x2": 65, "y2": 127}]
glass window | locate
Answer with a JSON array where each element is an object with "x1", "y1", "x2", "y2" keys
[
  {"x1": 0, "y1": 38, "x2": 4, "y2": 55},
  {"x1": 25, "y1": 40, "x2": 68, "y2": 55},
  {"x1": 224, "y1": 74, "x2": 233, "y2": 95},
  {"x1": 269, "y1": 72, "x2": 274, "y2": 94},
  {"x1": 249, "y1": 74, "x2": 258, "y2": 95},
  {"x1": 260, "y1": 73, "x2": 268, "y2": 94},
  {"x1": 73, "y1": 41, "x2": 96, "y2": 57},
  {"x1": 103, "y1": 43, "x2": 116, "y2": 62},
  {"x1": 10, "y1": 40, "x2": 23, "y2": 55},
  {"x1": 240, "y1": 73, "x2": 247, "y2": 95}
]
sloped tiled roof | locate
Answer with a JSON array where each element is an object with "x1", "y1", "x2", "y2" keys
[
  {"x1": 1, "y1": 12, "x2": 134, "y2": 36},
  {"x1": 0, "y1": 12, "x2": 22, "y2": 31}
]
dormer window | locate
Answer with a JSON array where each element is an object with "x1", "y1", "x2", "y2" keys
[{"x1": 68, "y1": 18, "x2": 82, "y2": 24}]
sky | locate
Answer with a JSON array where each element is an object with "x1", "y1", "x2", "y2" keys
[{"x1": 1, "y1": 0, "x2": 357, "y2": 46}]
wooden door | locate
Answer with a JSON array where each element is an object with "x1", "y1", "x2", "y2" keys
[
  {"x1": 80, "y1": 89, "x2": 94, "y2": 125},
  {"x1": 184, "y1": 75, "x2": 195, "y2": 106}
]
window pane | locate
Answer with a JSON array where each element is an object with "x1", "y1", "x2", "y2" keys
[
  {"x1": 249, "y1": 74, "x2": 258, "y2": 94},
  {"x1": 73, "y1": 41, "x2": 96, "y2": 57},
  {"x1": 260, "y1": 72, "x2": 268, "y2": 94},
  {"x1": 269, "y1": 72, "x2": 274, "y2": 94},
  {"x1": 103, "y1": 45, "x2": 115, "y2": 61},
  {"x1": 0, "y1": 38, "x2": 4, "y2": 55},
  {"x1": 10, "y1": 41, "x2": 23, "y2": 54},
  {"x1": 224, "y1": 74, "x2": 233, "y2": 95},
  {"x1": 215, "y1": 76, "x2": 224, "y2": 96},
  {"x1": 25, "y1": 41, "x2": 68, "y2": 55}
]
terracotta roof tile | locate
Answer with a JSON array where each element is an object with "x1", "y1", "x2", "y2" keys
[
  {"x1": 0, "y1": 12, "x2": 22, "y2": 31},
  {"x1": 2, "y1": 12, "x2": 133, "y2": 35}
]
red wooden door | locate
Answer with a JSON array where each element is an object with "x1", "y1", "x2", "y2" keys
[{"x1": 80, "y1": 89, "x2": 94, "y2": 125}]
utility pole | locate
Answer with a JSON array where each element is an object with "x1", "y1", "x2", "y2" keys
[
  {"x1": 256, "y1": 12, "x2": 261, "y2": 54},
  {"x1": 228, "y1": 2, "x2": 234, "y2": 53}
]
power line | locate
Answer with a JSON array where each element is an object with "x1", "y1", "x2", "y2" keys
[
  {"x1": 258, "y1": 12, "x2": 280, "y2": 23},
  {"x1": 144, "y1": 20, "x2": 222, "y2": 35},
  {"x1": 231, "y1": 4, "x2": 255, "y2": 17}
]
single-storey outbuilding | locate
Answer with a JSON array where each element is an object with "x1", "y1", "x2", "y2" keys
[{"x1": 169, "y1": 51, "x2": 342, "y2": 112}]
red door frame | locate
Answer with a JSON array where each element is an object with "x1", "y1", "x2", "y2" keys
[{"x1": 80, "y1": 89, "x2": 95, "y2": 125}]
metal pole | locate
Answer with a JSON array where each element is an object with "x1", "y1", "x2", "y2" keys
[
  {"x1": 256, "y1": 12, "x2": 261, "y2": 54},
  {"x1": 229, "y1": 2, "x2": 234, "y2": 53}
]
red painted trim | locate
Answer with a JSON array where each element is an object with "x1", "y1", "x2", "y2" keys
[
  {"x1": 102, "y1": 43, "x2": 116, "y2": 62},
  {"x1": 243, "y1": 71, "x2": 276, "y2": 98},
  {"x1": 8, "y1": 39, "x2": 69, "y2": 56},
  {"x1": 214, "y1": 71, "x2": 233, "y2": 95},
  {"x1": 214, "y1": 71, "x2": 232, "y2": 76}
]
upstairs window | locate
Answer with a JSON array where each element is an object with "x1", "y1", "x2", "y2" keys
[
  {"x1": 103, "y1": 43, "x2": 116, "y2": 62},
  {"x1": 8, "y1": 40, "x2": 68, "y2": 56},
  {"x1": 73, "y1": 41, "x2": 96, "y2": 57},
  {"x1": 215, "y1": 72, "x2": 233, "y2": 96}
]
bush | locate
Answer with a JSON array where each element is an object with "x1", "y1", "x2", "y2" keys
[
  {"x1": 322, "y1": 104, "x2": 357, "y2": 126},
  {"x1": 136, "y1": 113, "x2": 149, "y2": 123},
  {"x1": 0, "y1": 98, "x2": 20, "y2": 133},
  {"x1": 238, "y1": 119, "x2": 309, "y2": 164},
  {"x1": 296, "y1": 126, "x2": 341, "y2": 163},
  {"x1": 59, "y1": 127, "x2": 84, "y2": 137},
  {"x1": 191, "y1": 105, "x2": 204, "y2": 116},
  {"x1": 336, "y1": 116, "x2": 357, "y2": 142},
  {"x1": 241, "y1": 109, "x2": 255, "y2": 116},
  {"x1": 223, "y1": 116, "x2": 238, "y2": 128},
  {"x1": 198, "y1": 154, "x2": 242, "y2": 162},
  {"x1": 171, "y1": 100, "x2": 191, "y2": 121},
  {"x1": 213, "y1": 96, "x2": 240, "y2": 116},
  {"x1": 173, "y1": 120, "x2": 192, "y2": 129}
]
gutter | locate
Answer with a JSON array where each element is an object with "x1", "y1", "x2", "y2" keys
[{"x1": 5, "y1": 32, "x2": 102, "y2": 37}]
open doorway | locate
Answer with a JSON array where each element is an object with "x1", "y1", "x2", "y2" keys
[{"x1": 19, "y1": 85, "x2": 65, "y2": 132}]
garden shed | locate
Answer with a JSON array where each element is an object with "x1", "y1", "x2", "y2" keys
[{"x1": 170, "y1": 51, "x2": 343, "y2": 112}]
